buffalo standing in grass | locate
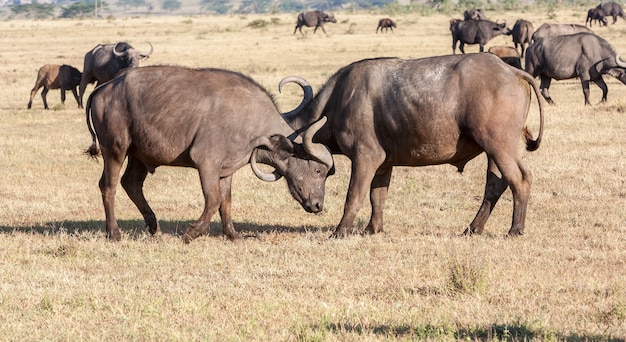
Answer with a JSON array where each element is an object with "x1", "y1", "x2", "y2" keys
[
  {"x1": 85, "y1": 65, "x2": 334, "y2": 243},
  {"x1": 586, "y1": 8, "x2": 608, "y2": 27},
  {"x1": 376, "y1": 18, "x2": 396, "y2": 33},
  {"x1": 450, "y1": 19, "x2": 511, "y2": 53},
  {"x1": 79, "y1": 41, "x2": 153, "y2": 108},
  {"x1": 281, "y1": 53, "x2": 544, "y2": 237},
  {"x1": 597, "y1": 2, "x2": 625, "y2": 24},
  {"x1": 28, "y1": 64, "x2": 81, "y2": 109},
  {"x1": 525, "y1": 32, "x2": 626, "y2": 105},
  {"x1": 294, "y1": 11, "x2": 336, "y2": 35},
  {"x1": 511, "y1": 19, "x2": 534, "y2": 57},
  {"x1": 531, "y1": 23, "x2": 591, "y2": 42}
]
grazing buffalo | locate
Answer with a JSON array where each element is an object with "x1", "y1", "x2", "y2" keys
[
  {"x1": 450, "y1": 19, "x2": 511, "y2": 53},
  {"x1": 488, "y1": 46, "x2": 522, "y2": 69},
  {"x1": 85, "y1": 65, "x2": 334, "y2": 243},
  {"x1": 294, "y1": 11, "x2": 336, "y2": 35},
  {"x1": 463, "y1": 8, "x2": 487, "y2": 20},
  {"x1": 586, "y1": 8, "x2": 608, "y2": 27},
  {"x1": 281, "y1": 53, "x2": 544, "y2": 237},
  {"x1": 376, "y1": 18, "x2": 396, "y2": 33},
  {"x1": 525, "y1": 32, "x2": 626, "y2": 105},
  {"x1": 597, "y1": 2, "x2": 625, "y2": 24},
  {"x1": 28, "y1": 64, "x2": 81, "y2": 109},
  {"x1": 511, "y1": 19, "x2": 534, "y2": 57},
  {"x1": 78, "y1": 41, "x2": 153, "y2": 108},
  {"x1": 531, "y1": 23, "x2": 591, "y2": 42}
]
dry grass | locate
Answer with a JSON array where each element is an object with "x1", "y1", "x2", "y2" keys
[{"x1": 0, "y1": 8, "x2": 625, "y2": 341}]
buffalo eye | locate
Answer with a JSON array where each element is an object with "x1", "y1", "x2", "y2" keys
[{"x1": 316, "y1": 168, "x2": 321, "y2": 174}]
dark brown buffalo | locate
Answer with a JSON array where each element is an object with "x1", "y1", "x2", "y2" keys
[
  {"x1": 294, "y1": 11, "x2": 336, "y2": 35},
  {"x1": 463, "y1": 8, "x2": 487, "y2": 20},
  {"x1": 511, "y1": 19, "x2": 534, "y2": 57},
  {"x1": 586, "y1": 8, "x2": 608, "y2": 27},
  {"x1": 85, "y1": 65, "x2": 334, "y2": 243},
  {"x1": 488, "y1": 46, "x2": 522, "y2": 69},
  {"x1": 28, "y1": 64, "x2": 81, "y2": 109},
  {"x1": 531, "y1": 23, "x2": 591, "y2": 42},
  {"x1": 450, "y1": 19, "x2": 511, "y2": 53},
  {"x1": 597, "y1": 2, "x2": 625, "y2": 24},
  {"x1": 376, "y1": 18, "x2": 396, "y2": 33},
  {"x1": 525, "y1": 32, "x2": 626, "y2": 105},
  {"x1": 78, "y1": 41, "x2": 153, "y2": 108},
  {"x1": 281, "y1": 53, "x2": 544, "y2": 237}
]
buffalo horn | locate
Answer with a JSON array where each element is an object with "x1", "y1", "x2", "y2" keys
[
  {"x1": 141, "y1": 41, "x2": 154, "y2": 56},
  {"x1": 112, "y1": 42, "x2": 129, "y2": 57},
  {"x1": 250, "y1": 148, "x2": 282, "y2": 182},
  {"x1": 616, "y1": 52, "x2": 626, "y2": 68},
  {"x1": 302, "y1": 116, "x2": 333, "y2": 169},
  {"x1": 279, "y1": 76, "x2": 313, "y2": 118}
]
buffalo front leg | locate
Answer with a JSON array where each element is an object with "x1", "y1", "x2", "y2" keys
[
  {"x1": 592, "y1": 77, "x2": 608, "y2": 103},
  {"x1": 364, "y1": 167, "x2": 393, "y2": 235},
  {"x1": 121, "y1": 156, "x2": 160, "y2": 236},
  {"x1": 41, "y1": 87, "x2": 50, "y2": 110},
  {"x1": 218, "y1": 175, "x2": 242, "y2": 241},
  {"x1": 70, "y1": 88, "x2": 80, "y2": 108},
  {"x1": 99, "y1": 152, "x2": 126, "y2": 241},
  {"x1": 464, "y1": 157, "x2": 509, "y2": 235},
  {"x1": 539, "y1": 76, "x2": 555, "y2": 105},
  {"x1": 183, "y1": 167, "x2": 221, "y2": 244}
]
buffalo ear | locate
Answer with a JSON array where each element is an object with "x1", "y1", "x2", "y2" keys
[{"x1": 268, "y1": 134, "x2": 295, "y2": 155}]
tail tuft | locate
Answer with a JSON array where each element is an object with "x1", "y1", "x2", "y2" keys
[
  {"x1": 85, "y1": 143, "x2": 101, "y2": 160},
  {"x1": 523, "y1": 127, "x2": 541, "y2": 152}
]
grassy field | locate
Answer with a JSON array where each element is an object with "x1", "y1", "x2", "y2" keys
[{"x1": 0, "y1": 8, "x2": 625, "y2": 341}]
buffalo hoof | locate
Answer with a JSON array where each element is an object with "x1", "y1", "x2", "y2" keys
[
  {"x1": 183, "y1": 222, "x2": 208, "y2": 244},
  {"x1": 330, "y1": 227, "x2": 352, "y2": 239},
  {"x1": 507, "y1": 229, "x2": 524, "y2": 236},
  {"x1": 106, "y1": 230, "x2": 122, "y2": 241}
]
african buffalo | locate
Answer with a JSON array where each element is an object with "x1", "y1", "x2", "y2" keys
[
  {"x1": 281, "y1": 53, "x2": 544, "y2": 237},
  {"x1": 28, "y1": 64, "x2": 81, "y2": 110},
  {"x1": 376, "y1": 18, "x2": 396, "y2": 33},
  {"x1": 78, "y1": 41, "x2": 153, "y2": 108},
  {"x1": 450, "y1": 19, "x2": 511, "y2": 53},
  {"x1": 597, "y1": 2, "x2": 625, "y2": 24},
  {"x1": 464, "y1": 8, "x2": 487, "y2": 20},
  {"x1": 525, "y1": 32, "x2": 626, "y2": 105},
  {"x1": 531, "y1": 23, "x2": 591, "y2": 42},
  {"x1": 85, "y1": 65, "x2": 334, "y2": 243},
  {"x1": 294, "y1": 11, "x2": 336, "y2": 35},
  {"x1": 511, "y1": 19, "x2": 534, "y2": 57},
  {"x1": 586, "y1": 8, "x2": 608, "y2": 27},
  {"x1": 488, "y1": 46, "x2": 522, "y2": 69}
]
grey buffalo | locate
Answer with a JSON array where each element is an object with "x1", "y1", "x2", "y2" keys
[
  {"x1": 596, "y1": 2, "x2": 625, "y2": 24},
  {"x1": 463, "y1": 8, "x2": 487, "y2": 20},
  {"x1": 586, "y1": 8, "x2": 608, "y2": 27},
  {"x1": 78, "y1": 41, "x2": 153, "y2": 108},
  {"x1": 28, "y1": 64, "x2": 81, "y2": 109},
  {"x1": 376, "y1": 18, "x2": 396, "y2": 33},
  {"x1": 525, "y1": 32, "x2": 626, "y2": 105},
  {"x1": 511, "y1": 19, "x2": 534, "y2": 57},
  {"x1": 294, "y1": 11, "x2": 336, "y2": 35},
  {"x1": 450, "y1": 19, "x2": 511, "y2": 53},
  {"x1": 85, "y1": 65, "x2": 334, "y2": 243},
  {"x1": 281, "y1": 53, "x2": 545, "y2": 237},
  {"x1": 531, "y1": 23, "x2": 591, "y2": 42}
]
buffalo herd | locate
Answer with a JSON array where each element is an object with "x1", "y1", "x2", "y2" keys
[{"x1": 24, "y1": 4, "x2": 625, "y2": 242}]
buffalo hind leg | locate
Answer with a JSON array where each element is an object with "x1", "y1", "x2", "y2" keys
[
  {"x1": 364, "y1": 167, "x2": 393, "y2": 235},
  {"x1": 218, "y1": 175, "x2": 242, "y2": 241},
  {"x1": 592, "y1": 77, "x2": 608, "y2": 103},
  {"x1": 539, "y1": 76, "x2": 555, "y2": 105},
  {"x1": 121, "y1": 156, "x2": 161, "y2": 236},
  {"x1": 183, "y1": 167, "x2": 221, "y2": 244},
  {"x1": 41, "y1": 87, "x2": 50, "y2": 109},
  {"x1": 465, "y1": 157, "x2": 509, "y2": 235},
  {"x1": 99, "y1": 150, "x2": 126, "y2": 241}
]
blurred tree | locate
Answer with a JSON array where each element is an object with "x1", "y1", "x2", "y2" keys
[
  {"x1": 10, "y1": 3, "x2": 55, "y2": 19},
  {"x1": 162, "y1": 0, "x2": 181, "y2": 12},
  {"x1": 238, "y1": 0, "x2": 273, "y2": 13},
  {"x1": 200, "y1": 0, "x2": 232, "y2": 14}
]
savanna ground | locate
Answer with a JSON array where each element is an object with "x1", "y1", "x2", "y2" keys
[{"x1": 0, "y1": 7, "x2": 625, "y2": 341}]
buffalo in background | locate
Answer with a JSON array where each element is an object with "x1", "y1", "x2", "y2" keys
[
  {"x1": 450, "y1": 19, "x2": 511, "y2": 53},
  {"x1": 28, "y1": 64, "x2": 82, "y2": 110},
  {"x1": 586, "y1": 8, "x2": 608, "y2": 27},
  {"x1": 596, "y1": 2, "x2": 625, "y2": 24},
  {"x1": 281, "y1": 54, "x2": 544, "y2": 238},
  {"x1": 376, "y1": 18, "x2": 396, "y2": 33},
  {"x1": 488, "y1": 46, "x2": 522, "y2": 69},
  {"x1": 511, "y1": 19, "x2": 534, "y2": 57},
  {"x1": 294, "y1": 11, "x2": 337, "y2": 35},
  {"x1": 78, "y1": 41, "x2": 153, "y2": 108},
  {"x1": 463, "y1": 8, "x2": 487, "y2": 20},
  {"x1": 525, "y1": 32, "x2": 626, "y2": 105}
]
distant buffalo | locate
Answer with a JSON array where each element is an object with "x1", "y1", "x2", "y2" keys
[
  {"x1": 28, "y1": 64, "x2": 81, "y2": 110},
  {"x1": 586, "y1": 8, "x2": 608, "y2": 27},
  {"x1": 376, "y1": 18, "x2": 396, "y2": 33},
  {"x1": 294, "y1": 11, "x2": 336, "y2": 35},
  {"x1": 464, "y1": 8, "x2": 487, "y2": 20},
  {"x1": 450, "y1": 19, "x2": 511, "y2": 53},
  {"x1": 511, "y1": 19, "x2": 534, "y2": 57},
  {"x1": 488, "y1": 46, "x2": 522, "y2": 69},
  {"x1": 596, "y1": 2, "x2": 625, "y2": 24}
]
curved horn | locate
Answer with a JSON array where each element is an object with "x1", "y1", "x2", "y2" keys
[
  {"x1": 302, "y1": 116, "x2": 333, "y2": 169},
  {"x1": 113, "y1": 42, "x2": 129, "y2": 57},
  {"x1": 279, "y1": 76, "x2": 313, "y2": 118},
  {"x1": 250, "y1": 148, "x2": 282, "y2": 182},
  {"x1": 616, "y1": 52, "x2": 626, "y2": 68},
  {"x1": 141, "y1": 41, "x2": 154, "y2": 56}
]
